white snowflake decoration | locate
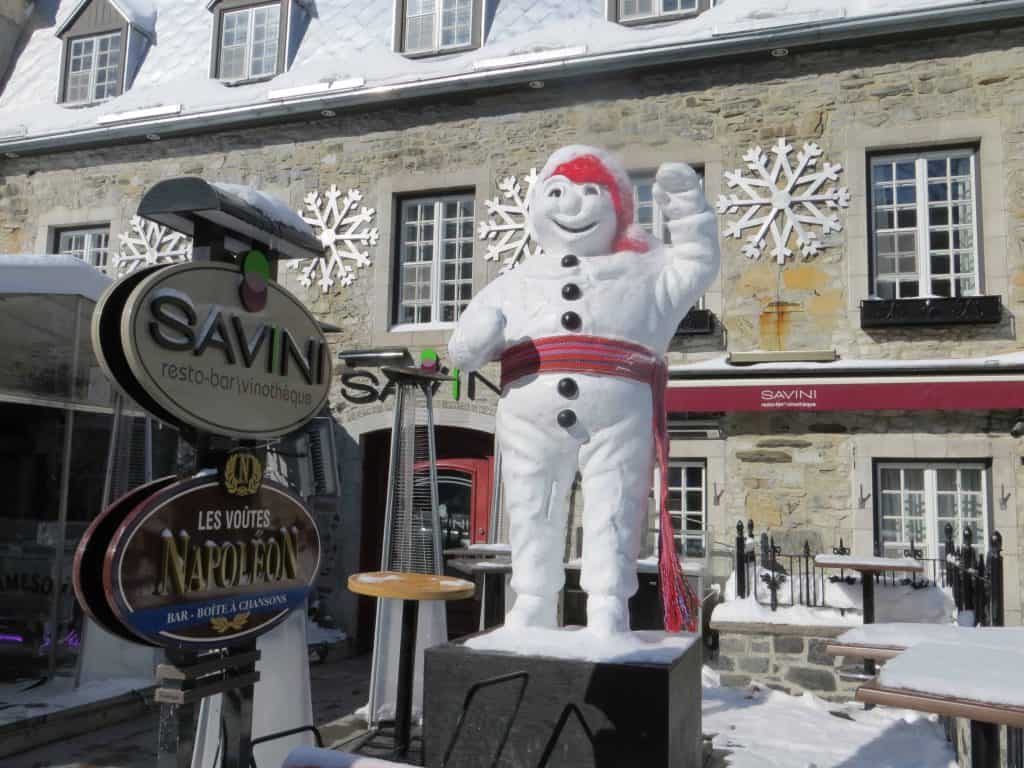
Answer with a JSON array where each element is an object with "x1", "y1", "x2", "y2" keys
[
  {"x1": 717, "y1": 138, "x2": 851, "y2": 264},
  {"x1": 291, "y1": 185, "x2": 378, "y2": 292},
  {"x1": 478, "y1": 169, "x2": 541, "y2": 272},
  {"x1": 114, "y1": 215, "x2": 193, "y2": 276}
]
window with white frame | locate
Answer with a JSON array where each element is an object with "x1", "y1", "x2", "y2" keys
[
  {"x1": 658, "y1": 460, "x2": 706, "y2": 558},
  {"x1": 875, "y1": 462, "x2": 988, "y2": 560},
  {"x1": 617, "y1": 0, "x2": 710, "y2": 24},
  {"x1": 402, "y1": 0, "x2": 473, "y2": 54},
  {"x1": 218, "y1": 4, "x2": 280, "y2": 80},
  {"x1": 869, "y1": 149, "x2": 980, "y2": 300},
  {"x1": 632, "y1": 173, "x2": 706, "y2": 309},
  {"x1": 64, "y1": 32, "x2": 121, "y2": 104},
  {"x1": 395, "y1": 193, "x2": 475, "y2": 327},
  {"x1": 55, "y1": 226, "x2": 111, "y2": 271}
]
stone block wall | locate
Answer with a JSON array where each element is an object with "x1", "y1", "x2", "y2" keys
[{"x1": 710, "y1": 624, "x2": 861, "y2": 703}]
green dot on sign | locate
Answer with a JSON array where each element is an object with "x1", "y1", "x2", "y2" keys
[{"x1": 243, "y1": 250, "x2": 270, "y2": 280}]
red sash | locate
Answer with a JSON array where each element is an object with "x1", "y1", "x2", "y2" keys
[{"x1": 500, "y1": 335, "x2": 699, "y2": 633}]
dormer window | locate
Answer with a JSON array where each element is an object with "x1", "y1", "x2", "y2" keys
[
  {"x1": 209, "y1": 1, "x2": 286, "y2": 82},
  {"x1": 611, "y1": 0, "x2": 712, "y2": 25},
  {"x1": 397, "y1": 0, "x2": 480, "y2": 56},
  {"x1": 66, "y1": 31, "x2": 122, "y2": 103},
  {"x1": 55, "y1": 0, "x2": 156, "y2": 105}
]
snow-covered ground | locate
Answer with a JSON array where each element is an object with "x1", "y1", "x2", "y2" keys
[
  {"x1": 702, "y1": 667, "x2": 956, "y2": 768},
  {"x1": 713, "y1": 569, "x2": 955, "y2": 627},
  {"x1": 0, "y1": 675, "x2": 153, "y2": 727}
]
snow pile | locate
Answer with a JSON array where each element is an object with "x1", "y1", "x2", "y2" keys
[
  {"x1": 212, "y1": 183, "x2": 314, "y2": 236},
  {"x1": 702, "y1": 669, "x2": 957, "y2": 768},
  {"x1": 714, "y1": 568, "x2": 955, "y2": 627},
  {"x1": 306, "y1": 617, "x2": 346, "y2": 646},
  {"x1": 463, "y1": 625, "x2": 696, "y2": 664},
  {"x1": 837, "y1": 623, "x2": 1024, "y2": 650},
  {"x1": 0, "y1": 253, "x2": 111, "y2": 301},
  {"x1": 816, "y1": 554, "x2": 922, "y2": 570},
  {"x1": 0, "y1": 676, "x2": 153, "y2": 727},
  {"x1": 879, "y1": 642, "x2": 1024, "y2": 708}
]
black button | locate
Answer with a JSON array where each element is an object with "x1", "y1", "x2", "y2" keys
[
  {"x1": 561, "y1": 254, "x2": 579, "y2": 268},
  {"x1": 561, "y1": 311, "x2": 581, "y2": 331},
  {"x1": 562, "y1": 283, "x2": 581, "y2": 301},
  {"x1": 557, "y1": 378, "x2": 578, "y2": 398},
  {"x1": 557, "y1": 409, "x2": 577, "y2": 428}
]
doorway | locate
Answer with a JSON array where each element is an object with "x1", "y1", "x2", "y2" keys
[{"x1": 355, "y1": 426, "x2": 494, "y2": 651}]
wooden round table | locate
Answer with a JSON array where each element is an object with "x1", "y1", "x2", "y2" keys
[{"x1": 348, "y1": 571, "x2": 475, "y2": 757}]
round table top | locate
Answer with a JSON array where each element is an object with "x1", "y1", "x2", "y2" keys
[{"x1": 347, "y1": 571, "x2": 476, "y2": 601}]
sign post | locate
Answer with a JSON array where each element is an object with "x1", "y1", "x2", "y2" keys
[{"x1": 74, "y1": 178, "x2": 330, "y2": 768}]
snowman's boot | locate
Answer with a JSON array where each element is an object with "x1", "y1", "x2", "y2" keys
[
  {"x1": 586, "y1": 594, "x2": 630, "y2": 635},
  {"x1": 506, "y1": 594, "x2": 558, "y2": 629}
]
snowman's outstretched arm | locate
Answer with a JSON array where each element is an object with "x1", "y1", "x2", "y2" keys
[
  {"x1": 448, "y1": 279, "x2": 508, "y2": 372},
  {"x1": 653, "y1": 162, "x2": 721, "y2": 318}
]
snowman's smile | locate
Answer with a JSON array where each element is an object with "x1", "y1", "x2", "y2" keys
[{"x1": 551, "y1": 219, "x2": 599, "y2": 235}]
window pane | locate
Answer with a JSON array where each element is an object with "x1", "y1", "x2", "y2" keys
[
  {"x1": 220, "y1": 10, "x2": 250, "y2": 79},
  {"x1": 65, "y1": 33, "x2": 119, "y2": 103},
  {"x1": 873, "y1": 150, "x2": 979, "y2": 300},
  {"x1": 960, "y1": 469, "x2": 981, "y2": 492},
  {"x1": 249, "y1": 5, "x2": 280, "y2": 77},
  {"x1": 405, "y1": 0, "x2": 436, "y2": 51},
  {"x1": 440, "y1": 0, "x2": 472, "y2": 47},
  {"x1": 904, "y1": 469, "x2": 924, "y2": 491}
]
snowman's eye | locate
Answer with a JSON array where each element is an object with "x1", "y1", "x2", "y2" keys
[
  {"x1": 548, "y1": 188, "x2": 562, "y2": 198},
  {"x1": 583, "y1": 184, "x2": 600, "y2": 196}
]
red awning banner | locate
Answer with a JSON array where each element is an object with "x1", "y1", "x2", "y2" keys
[{"x1": 666, "y1": 374, "x2": 1024, "y2": 414}]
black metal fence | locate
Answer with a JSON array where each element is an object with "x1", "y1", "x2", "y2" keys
[
  {"x1": 943, "y1": 524, "x2": 1005, "y2": 628},
  {"x1": 732, "y1": 519, "x2": 1004, "y2": 626}
]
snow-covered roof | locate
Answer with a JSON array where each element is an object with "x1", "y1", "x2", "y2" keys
[
  {"x1": 0, "y1": 254, "x2": 112, "y2": 301},
  {"x1": 0, "y1": 0, "x2": 1017, "y2": 154},
  {"x1": 55, "y1": 0, "x2": 157, "y2": 39}
]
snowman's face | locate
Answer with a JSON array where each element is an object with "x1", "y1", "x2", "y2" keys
[{"x1": 531, "y1": 175, "x2": 618, "y2": 257}]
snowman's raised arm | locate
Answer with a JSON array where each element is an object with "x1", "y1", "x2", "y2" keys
[
  {"x1": 653, "y1": 162, "x2": 721, "y2": 317},
  {"x1": 447, "y1": 277, "x2": 508, "y2": 373}
]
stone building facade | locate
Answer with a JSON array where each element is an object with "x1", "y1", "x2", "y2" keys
[{"x1": 3, "y1": 0, "x2": 1024, "y2": 645}]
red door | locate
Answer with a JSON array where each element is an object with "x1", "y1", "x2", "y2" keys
[{"x1": 434, "y1": 458, "x2": 494, "y2": 546}]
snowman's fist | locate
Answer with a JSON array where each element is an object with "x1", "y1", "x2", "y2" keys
[{"x1": 653, "y1": 162, "x2": 706, "y2": 221}]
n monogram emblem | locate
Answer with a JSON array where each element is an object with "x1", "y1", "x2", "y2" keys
[{"x1": 221, "y1": 452, "x2": 264, "y2": 496}]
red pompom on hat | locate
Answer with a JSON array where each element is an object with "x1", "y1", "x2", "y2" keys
[{"x1": 533, "y1": 145, "x2": 650, "y2": 254}]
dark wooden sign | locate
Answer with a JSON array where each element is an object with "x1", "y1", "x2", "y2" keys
[
  {"x1": 103, "y1": 476, "x2": 320, "y2": 649},
  {"x1": 73, "y1": 476, "x2": 178, "y2": 646}
]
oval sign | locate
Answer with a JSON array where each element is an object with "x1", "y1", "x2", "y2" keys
[
  {"x1": 73, "y1": 476, "x2": 178, "y2": 646},
  {"x1": 104, "y1": 476, "x2": 321, "y2": 649},
  {"x1": 120, "y1": 261, "x2": 331, "y2": 439}
]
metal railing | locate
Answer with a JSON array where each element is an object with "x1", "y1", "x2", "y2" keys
[
  {"x1": 732, "y1": 520, "x2": 1003, "y2": 626},
  {"x1": 943, "y1": 524, "x2": 1004, "y2": 628}
]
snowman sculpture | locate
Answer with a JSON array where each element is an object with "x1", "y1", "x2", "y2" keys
[{"x1": 449, "y1": 145, "x2": 720, "y2": 635}]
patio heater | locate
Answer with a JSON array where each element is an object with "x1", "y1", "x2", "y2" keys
[{"x1": 365, "y1": 363, "x2": 452, "y2": 729}]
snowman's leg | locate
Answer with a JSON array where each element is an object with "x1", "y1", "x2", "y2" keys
[
  {"x1": 497, "y1": 404, "x2": 579, "y2": 629},
  {"x1": 577, "y1": 407, "x2": 655, "y2": 635}
]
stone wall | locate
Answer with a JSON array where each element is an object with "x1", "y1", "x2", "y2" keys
[
  {"x1": 2, "y1": 25, "x2": 1024, "y2": 364},
  {"x1": 710, "y1": 624, "x2": 861, "y2": 703}
]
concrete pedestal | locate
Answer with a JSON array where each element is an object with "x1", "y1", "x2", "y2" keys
[{"x1": 423, "y1": 630, "x2": 702, "y2": 768}]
